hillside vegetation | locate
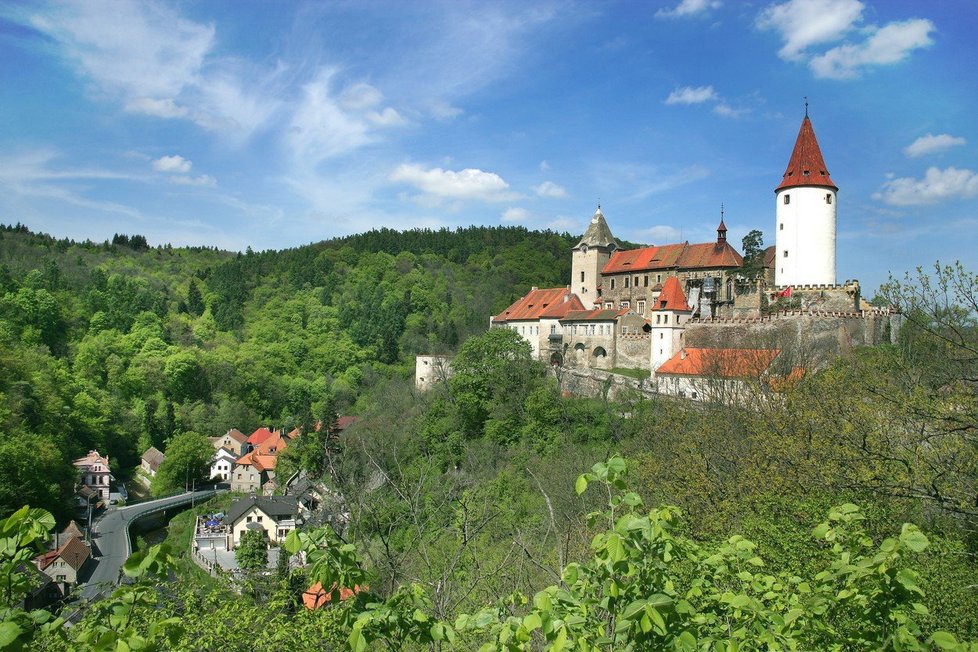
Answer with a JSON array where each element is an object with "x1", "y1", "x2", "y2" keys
[{"x1": 0, "y1": 223, "x2": 976, "y2": 649}]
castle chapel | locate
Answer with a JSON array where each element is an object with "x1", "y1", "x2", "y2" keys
[{"x1": 489, "y1": 112, "x2": 890, "y2": 388}]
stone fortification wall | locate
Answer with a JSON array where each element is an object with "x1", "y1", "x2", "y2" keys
[
  {"x1": 555, "y1": 367, "x2": 656, "y2": 402},
  {"x1": 684, "y1": 311, "x2": 902, "y2": 369},
  {"x1": 615, "y1": 333, "x2": 651, "y2": 370}
]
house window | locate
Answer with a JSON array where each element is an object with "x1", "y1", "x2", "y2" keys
[
  {"x1": 237, "y1": 474, "x2": 242, "y2": 480},
  {"x1": 826, "y1": 194, "x2": 832, "y2": 204},
  {"x1": 621, "y1": 300, "x2": 630, "y2": 309},
  {"x1": 783, "y1": 250, "x2": 789, "y2": 257},
  {"x1": 783, "y1": 194, "x2": 790, "y2": 204},
  {"x1": 56, "y1": 574, "x2": 66, "y2": 582},
  {"x1": 637, "y1": 300, "x2": 646, "y2": 313},
  {"x1": 550, "y1": 324, "x2": 556, "y2": 334},
  {"x1": 246, "y1": 516, "x2": 252, "y2": 523},
  {"x1": 604, "y1": 302, "x2": 613, "y2": 309},
  {"x1": 656, "y1": 315, "x2": 661, "y2": 324},
  {"x1": 257, "y1": 516, "x2": 263, "y2": 523}
]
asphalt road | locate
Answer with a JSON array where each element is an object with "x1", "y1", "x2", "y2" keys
[{"x1": 80, "y1": 488, "x2": 223, "y2": 600}]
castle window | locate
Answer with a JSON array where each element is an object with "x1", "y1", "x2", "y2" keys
[
  {"x1": 637, "y1": 300, "x2": 646, "y2": 313},
  {"x1": 634, "y1": 276, "x2": 639, "y2": 287},
  {"x1": 660, "y1": 333, "x2": 663, "y2": 339},
  {"x1": 656, "y1": 315, "x2": 661, "y2": 324},
  {"x1": 611, "y1": 279, "x2": 616, "y2": 290},
  {"x1": 604, "y1": 302, "x2": 613, "y2": 309},
  {"x1": 783, "y1": 194, "x2": 790, "y2": 205},
  {"x1": 624, "y1": 277, "x2": 630, "y2": 288},
  {"x1": 676, "y1": 315, "x2": 680, "y2": 324},
  {"x1": 580, "y1": 271, "x2": 585, "y2": 282},
  {"x1": 621, "y1": 300, "x2": 630, "y2": 309},
  {"x1": 581, "y1": 286, "x2": 586, "y2": 294},
  {"x1": 656, "y1": 274, "x2": 662, "y2": 283},
  {"x1": 826, "y1": 194, "x2": 832, "y2": 204},
  {"x1": 783, "y1": 250, "x2": 789, "y2": 258},
  {"x1": 644, "y1": 275, "x2": 649, "y2": 287},
  {"x1": 779, "y1": 223, "x2": 783, "y2": 231}
]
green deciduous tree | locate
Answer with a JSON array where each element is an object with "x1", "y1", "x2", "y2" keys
[
  {"x1": 151, "y1": 431, "x2": 213, "y2": 496},
  {"x1": 236, "y1": 529, "x2": 269, "y2": 572}
]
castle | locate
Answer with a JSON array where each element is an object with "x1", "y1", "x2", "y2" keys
[{"x1": 485, "y1": 112, "x2": 901, "y2": 398}]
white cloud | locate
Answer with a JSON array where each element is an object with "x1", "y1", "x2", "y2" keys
[
  {"x1": 501, "y1": 207, "x2": 529, "y2": 222},
  {"x1": 172, "y1": 174, "x2": 216, "y2": 187},
  {"x1": 152, "y1": 155, "x2": 192, "y2": 174},
  {"x1": 366, "y1": 107, "x2": 407, "y2": 127},
  {"x1": 810, "y1": 19, "x2": 935, "y2": 79},
  {"x1": 712, "y1": 103, "x2": 748, "y2": 118},
  {"x1": 657, "y1": 0, "x2": 722, "y2": 19},
  {"x1": 534, "y1": 181, "x2": 568, "y2": 198},
  {"x1": 904, "y1": 133, "x2": 967, "y2": 158},
  {"x1": 665, "y1": 85, "x2": 718, "y2": 105},
  {"x1": 428, "y1": 100, "x2": 464, "y2": 120},
  {"x1": 390, "y1": 163, "x2": 519, "y2": 202},
  {"x1": 639, "y1": 225, "x2": 683, "y2": 243},
  {"x1": 125, "y1": 97, "x2": 189, "y2": 119},
  {"x1": 339, "y1": 83, "x2": 384, "y2": 111},
  {"x1": 539, "y1": 160, "x2": 551, "y2": 172},
  {"x1": 757, "y1": 0, "x2": 863, "y2": 60},
  {"x1": 874, "y1": 167, "x2": 978, "y2": 206}
]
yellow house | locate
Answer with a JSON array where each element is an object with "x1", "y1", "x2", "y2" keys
[{"x1": 226, "y1": 495, "x2": 302, "y2": 547}]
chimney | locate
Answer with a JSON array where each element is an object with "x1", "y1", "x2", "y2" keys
[
  {"x1": 531, "y1": 286, "x2": 538, "y2": 291},
  {"x1": 680, "y1": 349, "x2": 687, "y2": 360}
]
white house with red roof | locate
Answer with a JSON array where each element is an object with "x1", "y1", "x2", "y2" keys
[
  {"x1": 655, "y1": 347, "x2": 782, "y2": 403},
  {"x1": 492, "y1": 286, "x2": 585, "y2": 359},
  {"x1": 73, "y1": 450, "x2": 113, "y2": 502},
  {"x1": 34, "y1": 534, "x2": 90, "y2": 588}
]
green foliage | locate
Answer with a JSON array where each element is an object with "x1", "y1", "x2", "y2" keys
[
  {"x1": 738, "y1": 229, "x2": 765, "y2": 283},
  {"x1": 235, "y1": 529, "x2": 269, "y2": 572},
  {"x1": 151, "y1": 431, "x2": 212, "y2": 496}
]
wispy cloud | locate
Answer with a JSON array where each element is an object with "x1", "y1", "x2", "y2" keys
[
  {"x1": 390, "y1": 163, "x2": 521, "y2": 202},
  {"x1": 534, "y1": 181, "x2": 568, "y2": 198},
  {"x1": 637, "y1": 224, "x2": 682, "y2": 242},
  {"x1": 665, "y1": 85, "x2": 718, "y2": 105},
  {"x1": 904, "y1": 133, "x2": 966, "y2": 158},
  {"x1": 26, "y1": 0, "x2": 279, "y2": 138},
  {"x1": 874, "y1": 167, "x2": 978, "y2": 206},
  {"x1": 757, "y1": 0, "x2": 934, "y2": 79},
  {"x1": 656, "y1": 0, "x2": 722, "y2": 19}
]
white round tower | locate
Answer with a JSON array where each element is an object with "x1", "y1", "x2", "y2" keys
[{"x1": 774, "y1": 113, "x2": 837, "y2": 287}]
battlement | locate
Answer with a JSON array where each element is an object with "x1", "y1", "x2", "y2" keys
[
  {"x1": 772, "y1": 279, "x2": 859, "y2": 292},
  {"x1": 689, "y1": 308, "x2": 894, "y2": 324}
]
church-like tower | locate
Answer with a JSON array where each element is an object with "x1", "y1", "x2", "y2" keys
[
  {"x1": 775, "y1": 112, "x2": 838, "y2": 287},
  {"x1": 571, "y1": 206, "x2": 617, "y2": 304}
]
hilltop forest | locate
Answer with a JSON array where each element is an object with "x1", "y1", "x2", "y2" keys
[{"x1": 1, "y1": 223, "x2": 977, "y2": 650}]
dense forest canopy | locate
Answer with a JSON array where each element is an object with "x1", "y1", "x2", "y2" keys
[{"x1": 1, "y1": 223, "x2": 976, "y2": 649}]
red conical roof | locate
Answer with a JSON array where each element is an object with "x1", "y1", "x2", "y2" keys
[
  {"x1": 776, "y1": 116, "x2": 837, "y2": 192},
  {"x1": 652, "y1": 276, "x2": 691, "y2": 312}
]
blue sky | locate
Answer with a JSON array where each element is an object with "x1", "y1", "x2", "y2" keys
[{"x1": 1, "y1": 0, "x2": 976, "y2": 293}]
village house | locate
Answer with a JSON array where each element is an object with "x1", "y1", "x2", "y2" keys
[
  {"x1": 73, "y1": 450, "x2": 113, "y2": 503},
  {"x1": 140, "y1": 447, "x2": 165, "y2": 476},
  {"x1": 33, "y1": 535, "x2": 90, "y2": 589},
  {"x1": 209, "y1": 428, "x2": 249, "y2": 456},
  {"x1": 226, "y1": 495, "x2": 302, "y2": 547},
  {"x1": 210, "y1": 447, "x2": 237, "y2": 482},
  {"x1": 230, "y1": 429, "x2": 291, "y2": 493}
]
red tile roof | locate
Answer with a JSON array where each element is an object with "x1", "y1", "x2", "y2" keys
[
  {"x1": 776, "y1": 116, "x2": 837, "y2": 191},
  {"x1": 36, "y1": 535, "x2": 90, "y2": 571},
  {"x1": 303, "y1": 582, "x2": 366, "y2": 609},
  {"x1": 651, "y1": 277, "x2": 691, "y2": 312},
  {"x1": 493, "y1": 287, "x2": 585, "y2": 323},
  {"x1": 560, "y1": 307, "x2": 628, "y2": 322},
  {"x1": 254, "y1": 432, "x2": 289, "y2": 456},
  {"x1": 603, "y1": 241, "x2": 742, "y2": 274},
  {"x1": 656, "y1": 348, "x2": 780, "y2": 379},
  {"x1": 247, "y1": 427, "x2": 275, "y2": 446}
]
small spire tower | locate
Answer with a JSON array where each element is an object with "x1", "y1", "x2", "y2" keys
[
  {"x1": 571, "y1": 205, "x2": 618, "y2": 303},
  {"x1": 774, "y1": 109, "x2": 838, "y2": 287}
]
